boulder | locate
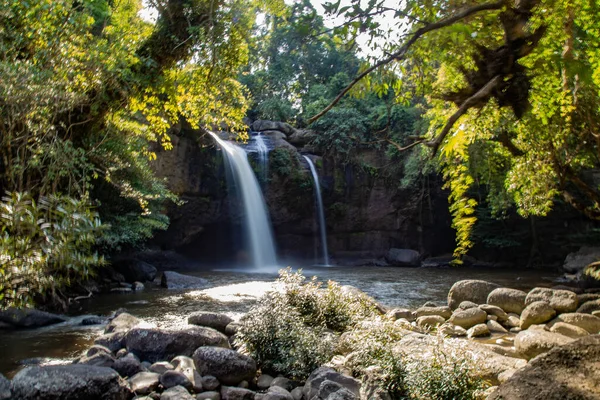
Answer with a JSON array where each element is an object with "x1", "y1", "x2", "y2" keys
[
  {"x1": 161, "y1": 271, "x2": 209, "y2": 289},
  {"x1": 385, "y1": 308, "x2": 415, "y2": 322},
  {"x1": 266, "y1": 386, "x2": 294, "y2": 400},
  {"x1": 563, "y1": 246, "x2": 600, "y2": 273},
  {"x1": 0, "y1": 374, "x2": 10, "y2": 400},
  {"x1": 0, "y1": 308, "x2": 66, "y2": 329},
  {"x1": 252, "y1": 120, "x2": 295, "y2": 136},
  {"x1": 291, "y1": 387, "x2": 303, "y2": 400},
  {"x1": 112, "y1": 259, "x2": 157, "y2": 283},
  {"x1": 10, "y1": 364, "x2": 131, "y2": 399},
  {"x1": 525, "y1": 287, "x2": 578, "y2": 313},
  {"x1": 467, "y1": 323, "x2": 490, "y2": 338},
  {"x1": 160, "y1": 369, "x2": 192, "y2": 390},
  {"x1": 438, "y1": 323, "x2": 467, "y2": 337},
  {"x1": 384, "y1": 248, "x2": 420, "y2": 267},
  {"x1": 78, "y1": 352, "x2": 116, "y2": 368},
  {"x1": 287, "y1": 129, "x2": 316, "y2": 145},
  {"x1": 225, "y1": 322, "x2": 241, "y2": 336},
  {"x1": 487, "y1": 288, "x2": 527, "y2": 314},
  {"x1": 257, "y1": 374, "x2": 274, "y2": 390},
  {"x1": 149, "y1": 361, "x2": 174, "y2": 374},
  {"x1": 448, "y1": 280, "x2": 500, "y2": 310},
  {"x1": 86, "y1": 345, "x2": 113, "y2": 358},
  {"x1": 457, "y1": 301, "x2": 479, "y2": 310},
  {"x1": 514, "y1": 329, "x2": 573, "y2": 359},
  {"x1": 489, "y1": 335, "x2": 600, "y2": 400},
  {"x1": 171, "y1": 355, "x2": 196, "y2": 371},
  {"x1": 520, "y1": 301, "x2": 556, "y2": 329},
  {"x1": 487, "y1": 320, "x2": 508, "y2": 333},
  {"x1": 414, "y1": 306, "x2": 452, "y2": 319},
  {"x1": 549, "y1": 322, "x2": 590, "y2": 338},
  {"x1": 577, "y1": 293, "x2": 600, "y2": 304},
  {"x1": 448, "y1": 307, "x2": 487, "y2": 329},
  {"x1": 202, "y1": 375, "x2": 221, "y2": 391},
  {"x1": 125, "y1": 327, "x2": 230, "y2": 362},
  {"x1": 95, "y1": 332, "x2": 126, "y2": 352},
  {"x1": 504, "y1": 313, "x2": 520, "y2": 328},
  {"x1": 160, "y1": 385, "x2": 194, "y2": 400},
  {"x1": 577, "y1": 299, "x2": 600, "y2": 314},
  {"x1": 270, "y1": 377, "x2": 294, "y2": 392},
  {"x1": 479, "y1": 304, "x2": 508, "y2": 322},
  {"x1": 220, "y1": 386, "x2": 256, "y2": 400},
  {"x1": 416, "y1": 315, "x2": 445, "y2": 328},
  {"x1": 302, "y1": 367, "x2": 361, "y2": 400},
  {"x1": 112, "y1": 353, "x2": 143, "y2": 378},
  {"x1": 193, "y1": 347, "x2": 256, "y2": 386},
  {"x1": 105, "y1": 312, "x2": 141, "y2": 334},
  {"x1": 546, "y1": 313, "x2": 600, "y2": 334},
  {"x1": 197, "y1": 392, "x2": 221, "y2": 400},
  {"x1": 128, "y1": 371, "x2": 161, "y2": 395},
  {"x1": 188, "y1": 312, "x2": 233, "y2": 333}
]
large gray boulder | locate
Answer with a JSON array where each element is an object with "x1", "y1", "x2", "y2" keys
[
  {"x1": 563, "y1": 246, "x2": 600, "y2": 273},
  {"x1": 125, "y1": 327, "x2": 229, "y2": 362},
  {"x1": 161, "y1": 271, "x2": 209, "y2": 289},
  {"x1": 546, "y1": 313, "x2": 600, "y2": 334},
  {"x1": 385, "y1": 248, "x2": 420, "y2": 267},
  {"x1": 105, "y1": 312, "x2": 141, "y2": 334},
  {"x1": 302, "y1": 367, "x2": 361, "y2": 400},
  {"x1": 489, "y1": 335, "x2": 600, "y2": 400},
  {"x1": 487, "y1": 288, "x2": 527, "y2": 314},
  {"x1": 220, "y1": 386, "x2": 256, "y2": 400},
  {"x1": 0, "y1": 373, "x2": 11, "y2": 400},
  {"x1": 288, "y1": 129, "x2": 316, "y2": 145},
  {"x1": 188, "y1": 312, "x2": 233, "y2": 333},
  {"x1": 448, "y1": 307, "x2": 487, "y2": 329},
  {"x1": 514, "y1": 329, "x2": 574, "y2": 360},
  {"x1": 520, "y1": 301, "x2": 556, "y2": 329},
  {"x1": 112, "y1": 259, "x2": 157, "y2": 283},
  {"x1": 0, "y1": 308, "x2": 66, "y2": 329},
  {"x1": 252, "y1": 120, "x2": 295, "y2": 136},
  {"x1": 193, "y1": 347, "x2": 256, "y2": 386},
  {"x1": 448, "y1": 280, "x2": 500, "y2": 310},
  {"x1": 549, "y1": 322, "x2": 590, "y2": 338},
  {"x1": 525, "y1": 287, "x2": 578, "y2": 313},
  {"x1": 94, "y1": 331, "x2": 127, "y2": 352},
  {"x1": 10, "y1": 365, "x2": 131, "y2": 399}
]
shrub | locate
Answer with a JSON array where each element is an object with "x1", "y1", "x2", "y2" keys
[
  {"x1": 0, "y1": 192, "x2": 105, "y2": 309},
  {"x1": 405, "y1": 335, "x2": 490, "y2": 400},
  {"x1": 235, "y1": 269, "x2": 379, "y2": 379}
]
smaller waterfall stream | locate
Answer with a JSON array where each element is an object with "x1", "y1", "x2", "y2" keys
[
  {"x1": 209, "y1": 131, "x2": 278, "y2": 270},
  {"x1": 254, "y1": 133, "x2": 269, "y2": 183},
  {"x1": 303, "y1": 156, "x2": 331, "y2": 266}
]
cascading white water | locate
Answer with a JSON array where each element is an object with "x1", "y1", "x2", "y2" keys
[
  {"x1": 209, "y1": 131, "x2": 278, "y2": 270},
  {"x1": 303, "y1": 155, "x2": 331, "y2": 266},
  {"x1": 254, "y1": 133, "x2": 269, "y2": 183}
]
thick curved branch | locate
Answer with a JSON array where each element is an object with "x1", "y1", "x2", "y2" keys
[
  {"x1": 426, "y1": 75, "x2": 502, "y2": 155},
  {"x1": 307, "y1": 0, "x2": 506, "y2": 124}
]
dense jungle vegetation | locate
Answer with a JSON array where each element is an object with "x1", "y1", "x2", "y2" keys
[{"x1": 1, "y1": 0, "x2": 599, "y2": 308}]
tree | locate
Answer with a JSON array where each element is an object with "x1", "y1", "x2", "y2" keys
[
  {"x1": 310, "y1": 0, "x2": 600, "y2": 261},
  {"x1": 0, "y1": 0, "x2": 279, "y2": 306}
]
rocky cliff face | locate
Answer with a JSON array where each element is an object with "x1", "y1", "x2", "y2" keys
[{"x1": 148, "y1": 121, "x2": 456, "y2": 265}]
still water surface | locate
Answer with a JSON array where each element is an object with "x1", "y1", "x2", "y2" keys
[{"x1": 0, "y1": 265, "x2": 561, "y2": 377}]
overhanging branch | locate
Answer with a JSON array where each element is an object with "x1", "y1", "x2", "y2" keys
[{"x1": 307, "y1": 0, "x2": 506, "y2": 124}]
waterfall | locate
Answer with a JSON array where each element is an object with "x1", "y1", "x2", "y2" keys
[
  {"x1": 254, "y1": 133, "x2": 269, "y2": 183},
  {"x1": 303, "y1": 155, "x2": 331, "y2": 266},
  {"x1": 208, "y1": 131, "x2": 278, "y2": 270}
]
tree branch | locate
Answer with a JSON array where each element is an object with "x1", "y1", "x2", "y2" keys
[
  {"x1": 307, "y1": 0, "x2": 506, "y2": 124},
  {"x1": 425, "y1": 75, "x2": 502, "y2": 155}
]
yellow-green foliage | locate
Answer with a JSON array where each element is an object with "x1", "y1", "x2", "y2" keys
[{"x1": 0, "y1": 192, "x2": 105, "y2": 309}]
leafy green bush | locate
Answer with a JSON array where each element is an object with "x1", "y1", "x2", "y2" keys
[
  {"x1": 235, "y1": 269, "x2": 379, "y2": 379},
  {"x1": 0, "y1": 192, "x2": 105, "y2": 309},
  {"x1": 405, "y1": 335, "x2": 490, "y2": 400}
]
